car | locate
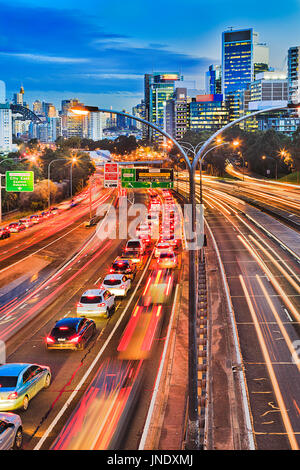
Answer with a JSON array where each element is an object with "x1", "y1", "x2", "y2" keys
[
  {"x1": 49, "y1": 207, "x2": 59, "y2": 215},
  {"x1": 45, "y1": 317, "x2": 96, "y2": 350},
  {"x1": 120, "y1": 250, "x2": 142, "y2": 266},
  {"x1": 6, "y1": 222, "x2": 26, "y2": 233},
  {"x1": 124, "y1": 239, "x2": 145, "y2": 256},
  {"x1": 160, "y1": 233, "x2": 181, "y2": 248},
  {"x1": 19, "y1": 218, "x2": 33, "y2": 228},
  {"x1": 101, "y1": 274, "x2": 131, "y2": 297},
  {"x1": 76, "y1": 289, "x2": 115, "y2": 318},
  {"x1": 110, "y1": 257, "x2": 136, "y2": 280},
  {"x1": 29, "y1": 214, "x2": 40, "y2": 224},
  {"x1": 136, "y1": 223, "x2": 150, "y2": 237},
  {"x1": 155, "y1": 242, "x2": 173, "y2": 258},
  {"x1": 0, "y1": 412, "x2": 23, "y2": 450},
  {"x1": 146, "y1": 213, "x2": 160, "y2": 227},
  {"x1": 142, "y1": 269, "x2": 174, "y2": 305},
  {"x1": 0, "y1": 227, "x2": 10, "y2": 240},
  {"x1": 0, "y1": 363, "x2": 51, "y2": 412},
  {"x1": 41, "y1": 211, "x2": 52, "y2": 218},
  {"x1": 84, "y1": 215, "x2": 101, "y2": 228},
  {"x1": 157, "y1": 251, "x2": 177, "y2": 268}
]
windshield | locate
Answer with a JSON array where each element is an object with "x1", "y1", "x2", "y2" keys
[
  {"x1": 52, "y1": 326, "x2": 77, "y2": 339},
  {"x1": 0, "y1": 376, "x2": 18, "y2": 388},
  {"x1": 112, "y1": 262, "x2": 129, "y2": 271},
  {"x1": 160, "y1": 253, "x2": 174, "y2": 259},
  {"x1": 80, "y1": 295, "x2": 102, "y2": 304},
  {"x1": 127, "y1": 241, "x2": 141, "y2": 249},
  {"x1": 104, "y1": 279, "x2": 122, "y2": 286}
]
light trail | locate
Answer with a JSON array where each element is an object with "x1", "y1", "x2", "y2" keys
[{"x1": 240, "y1": 275, "x2": 299, "y2": 451}]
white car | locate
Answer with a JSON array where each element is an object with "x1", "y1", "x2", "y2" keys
[
  {"x1": 77, "y1": 289, "x2": 115, "y2": 318},
  {"x1": 155, "y1": 242, "x2": 173, "y2": 258},
  {"x1": 157, "y1": 251, "x2": 177, "y2": 269},
  {"x1": 0, "y1": 413, "x2": 23, "y2": 450},
  {"x1": 101, "y1": 274, "x2": 131, "y2": 297},
  {"x1": 124, "y1": 239, "x2": 145, "y2": 256}
]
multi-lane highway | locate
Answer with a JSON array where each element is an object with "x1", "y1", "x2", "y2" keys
[
  {"x1": 0, "y1": 184, "x2": 185, "y2": 450},
  {"x1": 178, "y1": 175, "x2": 300, "y2": 450}
]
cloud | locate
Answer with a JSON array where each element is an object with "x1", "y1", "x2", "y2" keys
[{"x1": 0, "y1": 52, "x2": 89, "y2": 63}]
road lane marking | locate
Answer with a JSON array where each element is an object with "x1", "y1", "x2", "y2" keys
[
  {"x1": 34, "y1": 246, "x2": 155, "y2": 450},
  {"x1": 240, "y1": 275, "x2": 299, "y2": 451}
]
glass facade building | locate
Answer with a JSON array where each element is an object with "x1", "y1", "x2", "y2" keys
[
  {"x1": 189, "y1": 95, "x2": 228, "y2": 132},
  {"x1": 144, "y1": 72, "x2": 181, "y2": 142}
]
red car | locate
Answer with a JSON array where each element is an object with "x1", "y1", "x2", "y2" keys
[
  {"x1": 0, "y1": 227, "x2": 10, "y2": 240},
  {"x1": 6, "y1": 223, "x2": 26, "y2": 233}
]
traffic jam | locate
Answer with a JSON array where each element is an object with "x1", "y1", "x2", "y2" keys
[{"x1": 0, "y1": 188, "x2": 184, "y2": 450}]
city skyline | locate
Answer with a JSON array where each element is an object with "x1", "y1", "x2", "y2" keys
[{"x1": 1, "y1": 0, "x2": 300, "y2": 111}]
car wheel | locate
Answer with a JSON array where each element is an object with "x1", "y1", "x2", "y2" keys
[
  {"x1": 22, "y1": 395, "x2": 29, "y2": 411},
  {"x1": 13, "y1": 427, "x2": 23, "y2": 450},
  {"x1": 44, "y1": 374, "x2": 51, "y2": 389}
]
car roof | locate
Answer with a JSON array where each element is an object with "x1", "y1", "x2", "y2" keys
[
  {"x1": 82, "y1": 289, "x2": 104, "y2": 296},
  {"x1": 127, "y1": 238, "x2": 142, "y2": 243},
  {"x1": 114, "y1": 257, "x2": 130, "y2": 264},
  {"x1": 103, "y1": 273, "x2": 124, "y2": 280},
  {"x1": 0, "y1": 363, "x2": 32, "y2": 375},
  {"x1": 55, "y1": 317, "x2": 82, "y2": 328}
]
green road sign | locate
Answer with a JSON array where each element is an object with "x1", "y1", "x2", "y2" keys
[
  {"x1": 121, "y1": 168, "x2": 173, "y2": 188},
  {"x1": 6, "y1": 171, "x2": 34, "y2": 192}
]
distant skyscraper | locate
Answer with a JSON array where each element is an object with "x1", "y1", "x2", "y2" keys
[
  {"x1": 0, "y1": 80, "x2": 6, "y2": 104},
  {"x1": 288, "y1": 46, "x2": 300, "y2": 113},
  {"x1": 0, "y1": 80, "x2": 12, "y2": 152},
  {"x1": 222, "y1": 28, "x2": 269, "y2": 98},
  {"x1": 206, "y1": 65, "x2": 222, "y2": 95},
  {"x1": 13, "y1": 85, "x2": 25, "y2": 106},
  {"x1": 165, "y1": 88, "x2": 189, "y2": 140},
  {"x1": 33, "y1": 100, "x2": 43, "y2": 116},
  {"x1": 144, "y1": 72, "x2": 181, "y2": 142}
]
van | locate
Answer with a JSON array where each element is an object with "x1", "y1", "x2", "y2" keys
[{"x1": 124, "y1": 239, "x2": 145, "y2": 256}]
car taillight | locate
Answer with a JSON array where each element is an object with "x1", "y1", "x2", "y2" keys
[
  {"x1": 69, "y1": 335, "x2": 80, "y2": 343},
  {"x1": 98, "y1": 302, "x2": 106, "y2": 307},
  {"x1": 8, "y1": 392, "x2": 18, "y2": 400},
  {"x1": 110, "y1": 268, "x2": 114, "y2": 273},
  {"x1": 77, "y1": 302, "x2": 83, "y2": 307},
  {"x1": 46, "y1": 336, "x2": 55, "y2": 343},
  {"x1": 120, "y1": 285, "x2": 126, "y2": 289}
]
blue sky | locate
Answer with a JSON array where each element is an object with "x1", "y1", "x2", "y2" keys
[{"x1": 1, "y1": 0, "x2": 300, "y2": 111}]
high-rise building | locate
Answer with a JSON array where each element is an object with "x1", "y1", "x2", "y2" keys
[
  {"x1": 0, "y1": 81, "x2": 12, "y2": 152},
  {"x1": 222, "y1": 28, "x2": 269, "y2": 121},
  {"x1": 288, "y1": 46, "x2": 300, "y2": 116},
  {"x1": 205, "y1": 65, "x2": 222, "y2": 95},
  {"x1": 189, "y1": 94, "x2": 228, "y2": 132},
  {"x1": 132, "y1": 100, "x2": 146, "y2": 131},
  {"x1": 33, "y1": 100, "x2": 43, "y2": 117},
  {"x1": 13, "y1": 85, "x2": 25, "y2": 106},
  {"x1": 87, "y1": 111, "x2": 102, "y2": 141},
  {"x1": 0, "y1": 80, "x2": 5, "y2": 104},
  {"x1": 165, "y1": 88, "x2": 189, "y2": 140},
  {"x1": 222, "y1": 28, "x2": 269, "y2": 97},
  {"x1": 144, "y1": 72, "x2": 181, "y2": 142}
]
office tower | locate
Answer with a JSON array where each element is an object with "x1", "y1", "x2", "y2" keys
[
  {"x1": 60, "y1": 99, "x2": 85, "y2": 138},
  {"x1": 42, "y1": 102, "x2": 57, "y2": 118},
  {"x1": 132, "y1": 100, "x2": 146, "y2": 131},
  {"x1": 222, "y1": 28, "x2": 269, "y2": 97},
  {"x1": 0, "y1": 80, "x2": 5, "y2": 103},
  {"x1": 165, "y1": 88, "x2": 189, "y2": 140},
  {"x1": 13, "y1": 85, "x2": 25, "y2": 106},
  {"x1": 144, "y1": 72, "x2": 181, "y2": 142},
  {"x1": 87, "y1": 111, "x2": 102, "y2": 141},
  {"x1": 33, "y1": 100, "x2": 43, "y2": 116},
  {"x1": 189, "y1": 94, "x2": 228, "y2": 132},
  {"x1": 0, "y1": 80, "x2": 12, "y2": 152},
  {"x1": 206, "y1": 65, "x2": 222, "y2": 95},
  {"x1": 288, "y1": 46, "x2": 300, "y2": 116}
]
